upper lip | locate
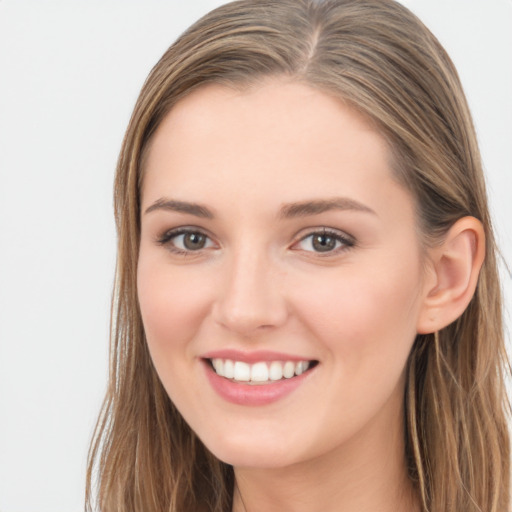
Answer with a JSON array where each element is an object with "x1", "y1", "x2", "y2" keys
[{"x1": 201, "y1": 349, "x2": 315, "y2": 364}]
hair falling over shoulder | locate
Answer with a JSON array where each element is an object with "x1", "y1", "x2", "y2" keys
[{"x1": 85, "y1": 1, "x2": 510, "y2": 511}]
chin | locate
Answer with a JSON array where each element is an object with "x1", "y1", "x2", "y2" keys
[
  {"x1": 213, "y1": 447, "x2": 296, "y2": 469},
  {"x1": 200, "y1": 430, "x2": 305, "y2": 469}
]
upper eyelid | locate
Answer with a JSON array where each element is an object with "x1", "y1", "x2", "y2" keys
[
  {"x1": 156, "y1": 228, "x2": 217, "y2": 256},
  {"x1": 292, "y1": 226, "x2": 355, "y2": 244},
  {"x1": 290, "y1": 228, "x2": 356, "y2": 256},
  {"x1": 156, "y1": 226, "x2": 214, "y2": 243}
]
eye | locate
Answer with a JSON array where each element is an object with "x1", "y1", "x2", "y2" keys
[
  {"x1": 293, "y1": 229, "x2": 354, "y2": 254},
  {"x1": 157, "y1": 228, "x2": 216, "y2": 254}
]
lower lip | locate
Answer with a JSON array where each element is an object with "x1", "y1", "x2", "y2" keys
[{"x1": 203, "y1": 362, "x2": 313, "y2": 406}]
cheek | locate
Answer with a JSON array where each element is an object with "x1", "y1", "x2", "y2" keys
[
  {"x1": 291, "y1": 264, "x2": 422, "y2": 437},
  {"x1": 137, "y1": 256, "x2": 213, "y2": 356},
  {"x1": 292, "y1": 260, "x2": 422, "y2": 367}
]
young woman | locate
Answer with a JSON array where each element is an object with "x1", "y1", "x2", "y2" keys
[{"x1": 86, "y1": 1, "x2": 510, "y2": 511}]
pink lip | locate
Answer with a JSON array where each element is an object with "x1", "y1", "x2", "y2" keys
[
  {"x1": 201, "y1": 359, "x2": 315, "y2": 406},
  {"x1": 201, "y1": 349, "x2": 311, "y2": 364}
]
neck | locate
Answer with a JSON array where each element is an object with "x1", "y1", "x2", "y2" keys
[{"x1": 232, "y1": 391, "x2": 420, "y2": 512}]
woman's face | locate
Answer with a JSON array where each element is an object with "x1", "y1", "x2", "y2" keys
[{"x1": 138, "y1": 81, "x2": 432, "y2": 469}]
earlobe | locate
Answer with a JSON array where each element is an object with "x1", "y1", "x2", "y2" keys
[{"x1": 416, "y1": 217, "x2": 485, "y2": 334}]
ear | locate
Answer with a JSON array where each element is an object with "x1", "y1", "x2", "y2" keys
[{"x1": 416, "y1": 216, "x2": 485, "y2": 334}]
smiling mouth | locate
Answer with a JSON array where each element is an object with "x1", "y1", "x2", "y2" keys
[{"x1": 207, "y1": 358, "x2": 318, "y2": 384}]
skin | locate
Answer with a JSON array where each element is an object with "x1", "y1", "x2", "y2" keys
[{"x1": 137, "y1": 80, "x2": 437, "y2": 511}]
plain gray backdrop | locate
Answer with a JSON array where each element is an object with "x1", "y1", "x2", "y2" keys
[{"x1": 0, "y1": 1, "x2": 511, "y2": 511}]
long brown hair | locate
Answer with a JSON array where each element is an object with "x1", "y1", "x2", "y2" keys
[{"x1": 86, "y1": 1, "x2": 510, "y2": 510}]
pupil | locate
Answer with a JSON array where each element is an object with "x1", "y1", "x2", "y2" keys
[
  {"x1": 184, "y1": 233, "x2": 205, "y2": 250},
  {"x1": 312, "y1": 234, "x2": 336, "y2": 252}
]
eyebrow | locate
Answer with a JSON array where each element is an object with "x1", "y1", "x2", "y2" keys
[
  {"x1": 144, "y1": 198, "x2": 213, "y2": 218},
  {"x1": 144, "y1": 196, "x2": 376, "y2": 219},
  {"x1": 279, "y1": 197, "x2": 376, "y2": 218}
]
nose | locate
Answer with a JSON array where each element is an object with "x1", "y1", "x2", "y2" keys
[{"x1": 212, "y1": 247, "x2": 288, "y2": 336}]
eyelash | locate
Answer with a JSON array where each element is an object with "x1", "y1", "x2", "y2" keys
[
  {"x1": 292, "y1": 228, "x2": 355, "y2": 256},
  {"x1": 156, "y1": 227, "x2": 355, "y2": 256},
  {"x1": 156, "y1": 227, "x2": 215, "y2": 256}
]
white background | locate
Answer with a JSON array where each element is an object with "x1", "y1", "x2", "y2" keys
[{"x1": 0, "y1": 1, "x2": 510, "y2": 511}]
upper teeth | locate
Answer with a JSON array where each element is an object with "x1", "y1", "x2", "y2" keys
[{"x1": 211, "y1": 359, "x2": 311, "y2": 383}]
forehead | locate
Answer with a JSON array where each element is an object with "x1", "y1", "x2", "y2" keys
[
  {"x1": 141, "y1": 80, "x2": 412, "y2": 220},
  {"x1": 147, "y1": 80, "x2": 385, "y2": 161}
]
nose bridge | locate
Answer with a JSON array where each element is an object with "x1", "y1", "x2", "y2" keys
[{"x1": 213, "y1": 241, "x2": 287, "y2": 334}]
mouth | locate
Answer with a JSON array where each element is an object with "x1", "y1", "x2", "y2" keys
[{"x1": 206, "y1": 358, "x2": 318, "y2": 385}]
